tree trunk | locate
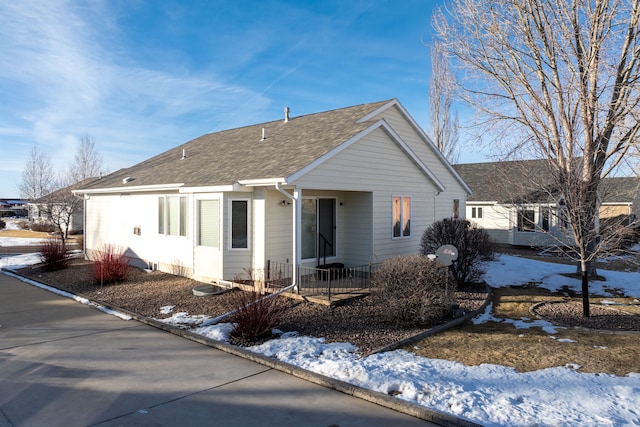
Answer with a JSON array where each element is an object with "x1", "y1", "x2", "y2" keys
[
  {"x1": 580, "y1": 259, "x2": 590, "y2": 317},
  {"x1": 576, "y1": 260, "x2": 597, "y2": 276}
]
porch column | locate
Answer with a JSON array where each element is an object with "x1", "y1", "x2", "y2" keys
[
  {"x1": 252, "y1": 188, "x2": 266, "y2": 273},
  {"x1": 293, "y1": 188, "x2": 301, "y2": 290}
]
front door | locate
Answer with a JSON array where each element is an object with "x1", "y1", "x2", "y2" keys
[{"x1": 301, "y1": 198, "x2": 336, "y2": 262}]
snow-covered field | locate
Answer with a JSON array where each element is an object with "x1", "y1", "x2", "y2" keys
[
  {"x1": 1, "y1": 239, "x2": 639, "y2": 426},
  {"x1": 0, "y1": 218, "x2": 47, "y2": 246}
]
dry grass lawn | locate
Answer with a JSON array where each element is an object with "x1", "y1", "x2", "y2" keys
[
  {"x1": 408, "y1": 283, "x2": 640, "y2": 377},
  {"x1": 0, "y1": 229, "x2": 51, "y2": 238},
  {"x1": 0, "y1": 228, "x2": 82, "y2": 244}
]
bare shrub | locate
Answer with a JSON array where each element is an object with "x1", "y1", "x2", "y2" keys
[
  {"x1": 38, "y1": 237, "x2": 70, "y2": 271},
  {"x1": 169, "y1": 258, "x2": 190, "y2": 277},
  {"x1": 228, "y1": 290, "x2": 287, "y2": 342},
  {"x1": 92, "y1": 244, "x2": 129, "y2": 285},
  {"x1": 420, "y1": 218, "x2": 494, "y2": 286},
  {"x1": 370, "y1": 254, "x2": 454, "y2": 327},
  {"x1": 31, "y1": 222, "x2": 55, "y2": 233}
]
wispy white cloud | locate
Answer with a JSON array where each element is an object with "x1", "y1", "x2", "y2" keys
[{"x1": 0, "y1": 0, "x2": 271, "y2": 191}]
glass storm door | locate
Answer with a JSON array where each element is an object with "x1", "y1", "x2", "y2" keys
[{"x1": 301, "y1": 198, "x2": 336, "y2": 261}]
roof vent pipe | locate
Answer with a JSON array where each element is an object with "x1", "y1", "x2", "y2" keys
[
  {"x1": 261, "y1": 128, "x2": 266, "y2": 141},
  {"x1": 284, "y1": 107, "x2": 290, "y2": 123},
  {"x1": 181, "y1": 148, "x2": 187, "y2": 160}
]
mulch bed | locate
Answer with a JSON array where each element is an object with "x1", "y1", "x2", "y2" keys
[
  {"x1": 15, "y1": 258, "x2": 489, "y2": 354},
  {"x1": 532, "y1": 301, "x2": 640, "y2": 332}
]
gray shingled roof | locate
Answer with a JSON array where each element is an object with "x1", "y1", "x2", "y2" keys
[
  {"x1": 599, "y1": 177, "x2": 640, "y2": 204},
  {"x1": 454, "y1": 160, "x2": 638, "y2": 204},
  {"x1": 34, "y1": 177, "x2": 102, "y2": 202},
  {"x1": 79, "y1": 100, "x2": 392, "y2": 191}
]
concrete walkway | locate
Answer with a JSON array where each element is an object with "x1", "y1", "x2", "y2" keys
[{"x1": 0, "y1": 273, "x2": 442, "y2": 427}]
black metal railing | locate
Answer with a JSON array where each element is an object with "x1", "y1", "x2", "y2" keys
[{"x1": 264, "y1": 261, "x2": 379, "y2": 303}]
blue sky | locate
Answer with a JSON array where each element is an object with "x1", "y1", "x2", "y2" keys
[{"x1": 0, "y1": 0, "x2": 485, "y2": 198}]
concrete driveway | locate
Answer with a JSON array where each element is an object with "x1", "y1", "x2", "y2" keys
[{"x1": 0, "y1": 273, "x2": 443, "y2": 427}]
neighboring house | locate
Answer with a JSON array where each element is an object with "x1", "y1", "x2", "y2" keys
[
  {"x1": 74, "y1": 99, "x2": 471, "y2": 285},
  {"x1": 454, "y1": 160, "x2": 639, "y2": 247},
  {"x1": 30, "y1": 178, "x2": 100, "y2": 234},
  {"x1": 0, "y1": 199, "x2": 28, "y2": 217}
]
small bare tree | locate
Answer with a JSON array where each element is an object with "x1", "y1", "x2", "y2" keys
[
  {"x1": 36, "y1": 180, "x2": 83, "y2": 245},
  {"x1": 435, "y1": 0, "x2": 640, "y2": 316},
  {"x1": 19, "y1": 146, "x2": 55, "y2": 200},
  {"x1": 428, "y1": 41, "x2": 459, "y2": 163}
]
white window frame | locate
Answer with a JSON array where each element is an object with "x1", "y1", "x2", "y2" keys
[
  {"x1": 229, "y1": 198, "x2": 250, "y2": 250},
  {"x1": 471, "y1": 206, "x2": 483, "y2": 219},
  {"x1": 158, "y1": 195, "x2": 187, "y2": 237},
  {"x1": 392, "y1": 195, "x2": 411, "y2": 239},
  {"x1": 517, "y1": 208, "x2": 536, "y2": 232}
]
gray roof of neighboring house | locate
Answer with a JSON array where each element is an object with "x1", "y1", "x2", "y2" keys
[
  {"x1": 599, "y1": 177, "x2": 640, "y2": 204},
  {"x1": 454, "y1": 160, "x2": 638, "y2": 204},
  {"x1": 33, "y1": 178, "x2": 102, "y2": 203},
  {"x1": 79, "y1": 100, "x2": 395, "y2": 191}
]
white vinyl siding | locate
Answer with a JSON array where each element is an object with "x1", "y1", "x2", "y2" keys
[
  {"x1": 265, "y1": 189, "x2": 294, "y2": 263},
  {"x1": 371, "y1": 106, "x2": 468, "y2": 220},
  {"x1": 293, "y1": 127, "x2": 436, "y2": 260},
  {"x1": 223, "y1": 194, "x2": 253, "y2": 280},
  {"x1": 86, "y1": 192, "x2": 193, "y2": 273}
]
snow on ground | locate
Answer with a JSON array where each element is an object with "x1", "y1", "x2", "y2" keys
[
  {"x1": 1, "y1": 249, "x2": 639, "y2": 426},
  {"x1": 0, "y1": 252, "x2": 41, "y2": 269},
  {"x1": 0, "y1": 218, "x2": 46, "y2": 247},
  {"x1": 2, "y1": 218, "x2": 24, "y2": 231},
  {"x1": 484, "y1": 254, "x2": 639, "y2": 297},
  {"x1": 0, "y1": 220, "x2": 48, "y2": 246},
  {"x1": 0, "y1": 236, "x2": 47, "y2": 246}
]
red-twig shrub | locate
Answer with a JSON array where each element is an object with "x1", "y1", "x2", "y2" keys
[
  {"x1": 38, "y1": 237, "x2": 70, "y2": 271},
  {"x1": 228, "y1": 290, "x2": 286, "y2": 342},
  {"x1": 92, "y1": 244, "x2": 129, "y2": 285}
]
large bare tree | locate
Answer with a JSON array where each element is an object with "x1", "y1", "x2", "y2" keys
[
  {"x1": 28, "y1": 135, "x2": 104, "y2": 246},
  {"x1": 19, "y1": 146, "x2": 55, "y2": 200},
  {"x1": 434, "y1": 0, "x2": 640, "y2": 316},
  {"x1": 429, "y1": 41, "x2": 460, "y2": 163}
]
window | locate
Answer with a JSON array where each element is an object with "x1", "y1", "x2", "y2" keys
[
  {"x1": 471, "y1": 207, "x2": 483, "y2": 219},
  {"x1": 392, "y1": 196, "x2": 411, "y2": 238},
  {"x1": 453, "y1": 199, "x2": 460, "y2": 219},
  {"x1": 158, "y1": 197, "x2": 165, "y2": 234},
  {"x1": 231, "y1": 200, "x2": 249, "y2": 249},
  {"x1": 541, "y1": 208, "x2": 550, "y2": 232},
  {"x1": 517, "y1": 209, "x2": 535, "y2": 232},
  {"x1": 198, "y1": 200, "x2": 219, "y2": 247},
  {"x1": 158, "y1": 196, "x2": 187, "y2": 236}
]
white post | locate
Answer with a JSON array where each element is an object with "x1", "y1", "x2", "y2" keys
[{"x1": 293, "y1": 188, "x2": 301, "y2": 292}]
